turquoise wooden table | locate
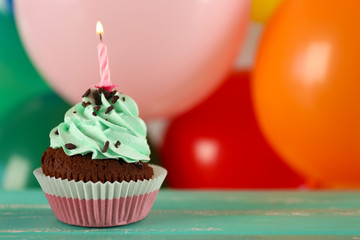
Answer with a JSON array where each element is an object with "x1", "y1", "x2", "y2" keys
[{"x1": 1, "y1": 190, "x2": 360, "y2": 239}]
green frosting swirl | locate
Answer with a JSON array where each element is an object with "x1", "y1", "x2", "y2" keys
[{"x1": 50, "y1": 89, "x2": 150, "y2": 163}]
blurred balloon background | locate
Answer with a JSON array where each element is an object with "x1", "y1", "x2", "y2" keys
[
  {"x1": 0, "y1": 3, "x2": 71, "y2": 189},
  {"x1": 0, "y1": 93, "x2": 70, "y2": 189},
  {"x1": 161, "y1": 71, "x2": 304, "y2": 188},
  {"x1": 0, "y1": 3, "x2": 48, "y2": 119},
  {"x1": 251, "y1": 0, "x2": 282, "y2": 23},
  {"x1": 3, "y1": 0, "x2": 359, "y2": 190},
  {"x1": 15, "y1": 0, "x2": 250, "y2": 120},
  {"x1": 253, "y1": 0, "x2": 360, "y2": 188}
]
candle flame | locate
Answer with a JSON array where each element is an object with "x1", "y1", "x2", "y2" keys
[{"x1": 96, "y1": 21, "x2": 104, "y2": 35}]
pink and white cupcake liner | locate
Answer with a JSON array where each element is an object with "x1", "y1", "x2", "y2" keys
[{"x1": 33, "y1": 164, "x2": 167, "y2": 227}]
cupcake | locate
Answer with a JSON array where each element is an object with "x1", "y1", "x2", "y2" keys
[{"x1": 34, "y1": 87, "x2": 167, "y2": 227}]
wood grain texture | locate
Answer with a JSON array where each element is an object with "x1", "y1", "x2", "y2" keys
[{"x1": 1, "y1": 190, "x2": 360, "y2": 239}]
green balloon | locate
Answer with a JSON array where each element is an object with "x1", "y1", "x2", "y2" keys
[
  {"x1": 0, "y1": 92, "x2": 70, "y2": 190},
  {"x1": 0, "y1": 12, "x2": 51, "y2": 119}
]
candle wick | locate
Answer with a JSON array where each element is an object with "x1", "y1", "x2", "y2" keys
[{"x1": 99, "y1": 34, "x2": 102, "y2": 42}]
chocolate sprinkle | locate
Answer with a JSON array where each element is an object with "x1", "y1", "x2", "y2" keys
[
  {"x1": 92, "y1": 111, "x2": 97, "y2": 116},
  {"x1": 55, "y1": 130, "x2": 59, "y2": 135},
  {"x1": 102, "y1": 141, "x2": 110, "y2": 153},
  {"x1": 100, "y1": 88, "x2": 111, "y2": 99},
  {"x1": 82, "y1": 101, "x2": 91, "y2": 108},
  {"x1": 82, "y1": 88, "x2": 91, "y2": 98},
  {"x1": 93, "y1": 106, "x2": 101, "y2": 111},
  {"x1": 122, "y1": 97, "x2": 126, "y2": 101},
  {"x1": 93, "y1": 90, "x2": 102, "y2": 105},
  {"x1": 65, "y1": 143, "x2": 77, "y2": 150},
  {"x1": 105, "y1": 105, "x2": 114, "y2": 114},
  {"x1": 109, "y1": 90, "x2": 117, "y2": 98},
  {"x1": 115, "y1": 140, "x2": 121, "y2": 148},
  {"x1": 112, "y1": 95, "x2": 119, "y2": 104},
  {"x1": 73, "y1": 111, "x2": 77, "y2": 114},
  {"x1": 135, "y1": 162, "x2": 143, "y2": 169}
]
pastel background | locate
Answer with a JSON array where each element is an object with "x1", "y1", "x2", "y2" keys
[{"x1": 1, "y1": 0, "x2": 359, "y2": 190}]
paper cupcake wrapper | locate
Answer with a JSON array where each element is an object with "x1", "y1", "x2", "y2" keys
[{"x1": 34, "y1": 164, "x2": 167, "y2": 227}]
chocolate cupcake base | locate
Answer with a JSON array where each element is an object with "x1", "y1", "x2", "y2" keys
[{"x1": 41, "y1": 147, "x2": 153, "y2": 183}]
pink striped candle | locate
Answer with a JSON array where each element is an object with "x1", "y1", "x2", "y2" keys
[{"x1": 94, "y1": 21, "x2": 116, "y2": 91}]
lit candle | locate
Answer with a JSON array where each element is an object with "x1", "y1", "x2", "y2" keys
[{"x1": 94, "y1": 21, "x2": 116, "y2": 91}]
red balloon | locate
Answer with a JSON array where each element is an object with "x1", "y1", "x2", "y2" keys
[{"x1": 161, "y1": 71, "x2": 304, "y2": 188}]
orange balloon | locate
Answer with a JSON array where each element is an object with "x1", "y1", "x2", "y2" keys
[{"x1": 252, "y1": 0, "x2": 360, "y2": 188}]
